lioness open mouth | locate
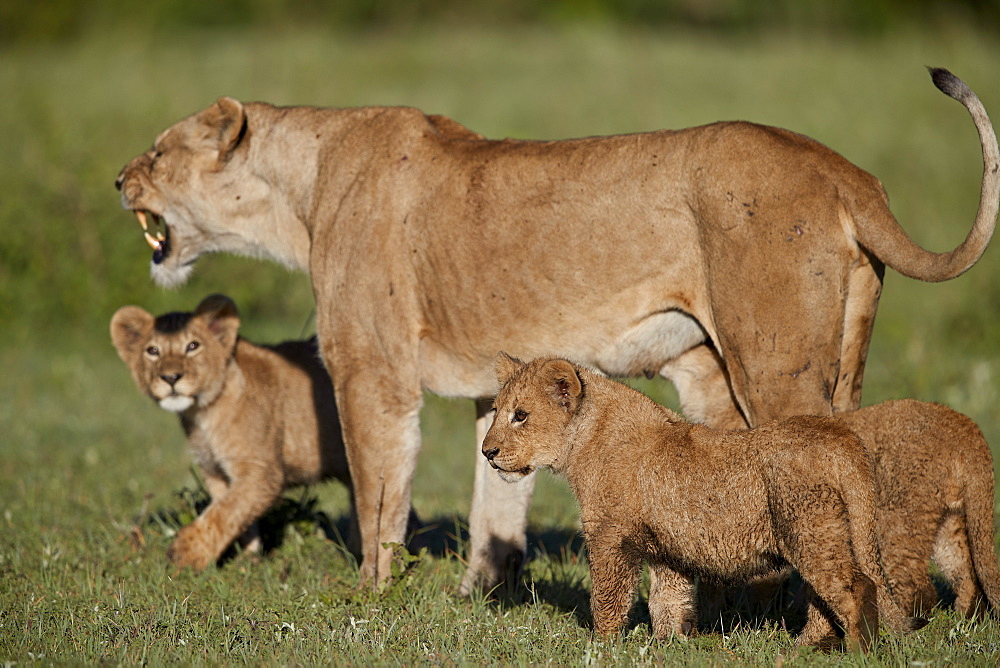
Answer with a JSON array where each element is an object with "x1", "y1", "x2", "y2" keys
[{"x1": 135, "y1": 210, "x2": 170, "y2": 264}]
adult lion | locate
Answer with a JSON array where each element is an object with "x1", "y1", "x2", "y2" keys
[{"x1": 115, "y1": 68, "x2": 999, "y2": 591}]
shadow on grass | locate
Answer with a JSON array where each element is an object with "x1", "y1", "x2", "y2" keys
[{"x1": 142, "y1": 487, "x2": 962, "y2": 641}]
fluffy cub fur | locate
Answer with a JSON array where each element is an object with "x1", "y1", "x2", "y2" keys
[
  {"x1": 483, "y1": 353, "x2": 925, "y2": 652},
  {"x1": 111, "y1": 295, "x2": 408, "y2": 569},
  {"x1": 839, "y1": 400, "x2": 1000, "y2": 617}
]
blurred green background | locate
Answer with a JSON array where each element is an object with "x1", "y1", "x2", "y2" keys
[{"x1": 1, "y1": 2, "x2": 1000, "y2": 661}]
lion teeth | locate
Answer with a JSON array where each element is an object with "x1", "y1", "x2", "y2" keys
[
  {"x1": 136, "y1": 210, "x2": 149, "y2": 231},
  {"x1": 144, "y1": 231, "x2": 162, "y2": 251}
]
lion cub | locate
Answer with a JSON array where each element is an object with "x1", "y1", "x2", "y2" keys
[
  {"x1": 483, "y1": 353, "x2": 924, "y2": 651},
  {"x1": 111, "y1": 294, "x2": 397, "y2": 570},
  {"x1": 839, "y1": 400, "x2": 1000, "y2": 617}
]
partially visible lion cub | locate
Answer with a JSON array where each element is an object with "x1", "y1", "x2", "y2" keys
[
  {"x1": 110, "y1": 294, "x2": 411, "y2": 570},
  {"x1": 483, "y1": 353, "x2": 925, "y2": 652},
  {"x1": 839, "y1": 400, "x2": 1000, "y2": 617}
]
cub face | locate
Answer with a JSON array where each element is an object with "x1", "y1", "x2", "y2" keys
[
  {"x1": 482, "y1": 353, "x2": 584, "y2": 482},
  {"x1": 110, "y1": 295, "x2": 240, "y2": 412}
]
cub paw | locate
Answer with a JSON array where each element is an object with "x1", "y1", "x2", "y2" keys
[{"x1": 167, "y1": 524, "x2": 216, "y2": 570}]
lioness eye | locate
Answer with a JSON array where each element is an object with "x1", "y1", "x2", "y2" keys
[
  {"x1": 186, "y1": 341, "x2": 200, "y2": 353},
  {"x1": 146, "y1": 346, "x2": 160, "y2": 357},
  {"x1": 512, "y1": 409, "x2": 528, "y2": 423}
]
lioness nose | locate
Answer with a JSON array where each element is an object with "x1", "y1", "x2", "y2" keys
[
  {"x1": 161, "y1": 373, "x2": 183, "y2": 386},
  {"x1": 483, "y1": 446, "x2": 499, "y2": 461}
]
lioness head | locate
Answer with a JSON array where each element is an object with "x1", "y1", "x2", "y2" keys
[
  {"x1": 110, "y1": 294, "x2": 240, "y2": 412},
  {"x1": 115, "y1": 98, "x2": 305, "y2": 288},
  {"x1": 482, "y1": 352, "x2": 584, "y2": 482}
]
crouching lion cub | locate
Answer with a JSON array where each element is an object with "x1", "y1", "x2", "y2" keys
[
  {"x1": 483, "y1": 353, "x2": 925, "y2": 652},
  {"x1": 840, "y1": 399, "x2": 1000, "y2": 617},
  {"x1": 110, "y1": 294, "x2": 417, "y2": 570}
]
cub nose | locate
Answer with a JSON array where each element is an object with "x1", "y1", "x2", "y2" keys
[
  {"x1": 115, "y1": 171, "x2": 125, "y2": 191},
  {"x1": 161, "y1": 373, "x2": 183, "y2": 387},
  {"x1": 483, "y1": 446, "x2": 499, "y2": 461}
]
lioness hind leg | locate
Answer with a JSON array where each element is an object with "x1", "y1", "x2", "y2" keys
[
  {"x1": 460, "y1": 400, "x2": 534, "y2": 596},
  {"x1": 659, "y1": 344, "x2": 747, "y2": 429}
]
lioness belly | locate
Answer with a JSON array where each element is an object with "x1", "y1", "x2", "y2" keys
[{"x1": 418, "y1": 309, "x2": 706, "y2": 397}]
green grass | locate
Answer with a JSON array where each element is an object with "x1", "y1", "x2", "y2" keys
[{"x1": 2, "y1": 20, "x2": 1000, "y2": 663}]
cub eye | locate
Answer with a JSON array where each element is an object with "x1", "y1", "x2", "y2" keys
[
  {"x1": 145, "y1": 346, "x2": 160, "y2": 357},
  {"x1": 186, "y1": 341, "x2": 200, "y2": 353},
  {"x1": 512, "y1": 409, "x2": 528, "y2": 424}
]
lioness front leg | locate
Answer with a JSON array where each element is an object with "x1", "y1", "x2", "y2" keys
[
  {"x1": 168, "y1": 460, "x2": 282, "y2": 570},
  {"x1": 334, "y1": 374, "x2": 423, "y2": 586},
  {"x1": 586, "y1": 540, "x2": 641, "y2": 637},
  {"x1": 459, "y1": 399, "x2": 535, "y2": 596},
  {"x1": 648, "y1": 564, "x2": 697, "y2": 639}
]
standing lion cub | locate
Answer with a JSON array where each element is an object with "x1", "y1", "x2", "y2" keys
[
  {"x1": 839, "y1": 400, "x2": 1000, "y2": 617},
  {"x1": 110, "y1": 294, "x2": 416, "y2": 570},
  {"x1": 483, "y1": 353, "x2": 925, "y2": 651}
]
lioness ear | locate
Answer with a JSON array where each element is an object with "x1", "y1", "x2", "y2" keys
[
  {"x1": 541, "y1": 359, "x2": 583, "y2": 413},
  {"x1": 494, "y1": 351, "x2": 526, "y2": 387},
  {"x1": 195, "y1": 294, "x2": 240, "y2": 350},
  {"x1": 110, "y1": 306, "x2": 155, "y2": 360},
  {"x1": 199, "y1": 97, "x2": 247, "y2": 162}
]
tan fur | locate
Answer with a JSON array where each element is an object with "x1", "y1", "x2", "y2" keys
[
  {"x1": 838, "y1": 399, "x2": 1000, "y2": 617},
  {"x1": 114, "y1": 70, "x2": 999, "y2": 588},
  {"x1": 110, "y1": 295, "x2": 395, "y2": 569},
  {"x1": 483, "y1": 354, "x2": 926, "y2": 651}
]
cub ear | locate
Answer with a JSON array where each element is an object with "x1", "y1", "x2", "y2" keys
[
  {"x1": 494, "y1": 351, "x2": 526, "y2": 387},
  {"x1": 110, "y1": 306, "x2": 155, "y2": 360},
  {"x1": 198, "y1": 97, "x2": 247, "y2": 162},
  {"x1": 541, "y1": 359, "x2": 583, "y2": 413},
  {"x1": 195, "y1": 294, "x2": 241, "y2": 351}
]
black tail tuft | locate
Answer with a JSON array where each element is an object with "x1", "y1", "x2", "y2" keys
[
  {"x1": 928, "y1": 66, "x2": 973, "y2": 102},
  {"x1": 906, "y1": 615, "x2": 931, "y2": 632}
]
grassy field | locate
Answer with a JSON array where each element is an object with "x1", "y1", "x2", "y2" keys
[{"x1": 2, "y1": 20, "x2": 1000, "y2": 663}]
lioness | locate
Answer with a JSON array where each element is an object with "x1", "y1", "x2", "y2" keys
[
  {"x1": 482, "y1": 353, "x2": 925, "y2": 651},
  {"x1": 110, "y1": 294, "x2": 416, "y2": 569},
  {"x1": 839, "y1": 400, "x2": 1000, "y2": 617},
  {"x1": 115, "y1": 68, "x2": 999, "y2": 590}
]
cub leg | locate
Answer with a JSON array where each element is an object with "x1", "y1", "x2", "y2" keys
[
  {"x1": 586, "y1": 539, "x2": 641, "y2": 637},
  {"x1": 168, "y1": 460, "x2": 283, "y2": 570},
  {"x1": 202, "y1": 473, "x2": 262, "y2": 554},
  {"x1": 648, "y1": 564, "x2": 697, "y2": 639},
  {"x1": 796, "y1": 584, "x2": 847, "y2": 652},
  {"x1": 932, "y1": 512, "x2": 984, "y2": 617},
  {"x1": 796, "y1": 570, "x2": 877, "y2": 653},
  {"x1": 878, "y1": 510, "x2": 939, "y2": 615},
  {"x1": 460, "y1": 399, "x2": 535, "y2": 596},
  {"x1": 775, "y1": 497, "x2": 877, "y2": 651}
]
